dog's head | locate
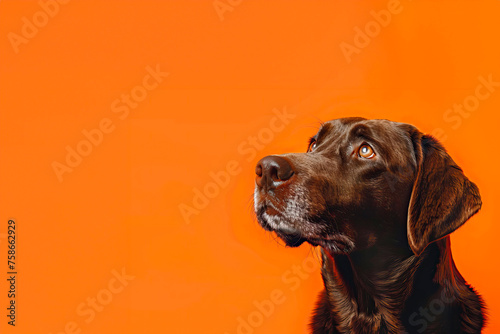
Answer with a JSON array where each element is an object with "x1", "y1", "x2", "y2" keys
[{"x1": 253, "y1": 117, "x2": 481, "y2": 255}]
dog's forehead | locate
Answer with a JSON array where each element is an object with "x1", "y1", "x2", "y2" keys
[{"x1": 321, "y1": 118, "x2": 407, "y2": 141}]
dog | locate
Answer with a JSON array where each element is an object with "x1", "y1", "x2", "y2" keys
[{"x1": 253, "y1": 117, "x2": 485, "y2": 333}]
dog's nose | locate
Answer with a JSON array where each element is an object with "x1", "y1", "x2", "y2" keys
[{"x1": 255, "y1": 156, "x2": 294, "y2": 190}]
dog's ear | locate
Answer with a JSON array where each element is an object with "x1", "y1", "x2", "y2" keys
[{"x1": 407, "y1": 132, "x2": 481, "y2": 256}]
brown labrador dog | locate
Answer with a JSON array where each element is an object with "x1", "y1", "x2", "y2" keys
[{"x1": 253, "y1": 118, "x2": 485, "y2": 333}]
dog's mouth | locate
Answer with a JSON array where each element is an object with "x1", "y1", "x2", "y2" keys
[
  {"x1": 255, "y1": 199, "x2": 354, "y2": 253},
  {"x1": 255, "y1": 201, "x2": 306, "y2": 247},
  {"x1": 256, "y1": 202, "x2": 302, "y2": 234}
]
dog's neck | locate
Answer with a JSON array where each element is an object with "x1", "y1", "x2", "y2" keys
[{"x1": 320, "y1": 238, "x2": 454, "y2": 333}]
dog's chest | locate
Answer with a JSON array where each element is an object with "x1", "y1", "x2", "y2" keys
[
  {"x1": 333, "y1": 305, "x2": 394, "y2": 333},
  {"x1": 324, "y1": 290, "x2": 402, "y2": 333}
]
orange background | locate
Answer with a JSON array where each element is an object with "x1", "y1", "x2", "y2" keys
[{"x1": 1, "y1": 0, "x2": 499, "y2": 333}]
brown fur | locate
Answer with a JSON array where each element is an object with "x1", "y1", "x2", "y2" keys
[{"x1": 254, "y1": 118, "x2": 485, "y2": 333}]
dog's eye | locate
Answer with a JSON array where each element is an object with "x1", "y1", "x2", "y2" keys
[
  {"x1": 358, "y1": 144, "x2": 375, "y2": 159},
  {"x1": 308, "y1": 140, "x2": 317, "y2": 152}
]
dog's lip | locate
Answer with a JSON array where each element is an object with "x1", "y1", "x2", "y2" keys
[
  {"x1": 265, "y1": 205, "x2": 280, "y2": 215},
  {"x1": 255, "y1": 198, "x2": 283, "y2": 217},
  {"x1": 305, "y1": 234, "x2": 354, "y2": 253},
  {"x1": 306, "y1": 237, "x2": 327, "y2": 247},
  {"x1": 255, "y1": 202, "x2": 300, "y2": 234},
  {"x1": 308, "y1": 236, "x2": 339, "y2": 242},
  {"x1": 307, "y1": 235, "x2": 346, "y2": 244}
]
